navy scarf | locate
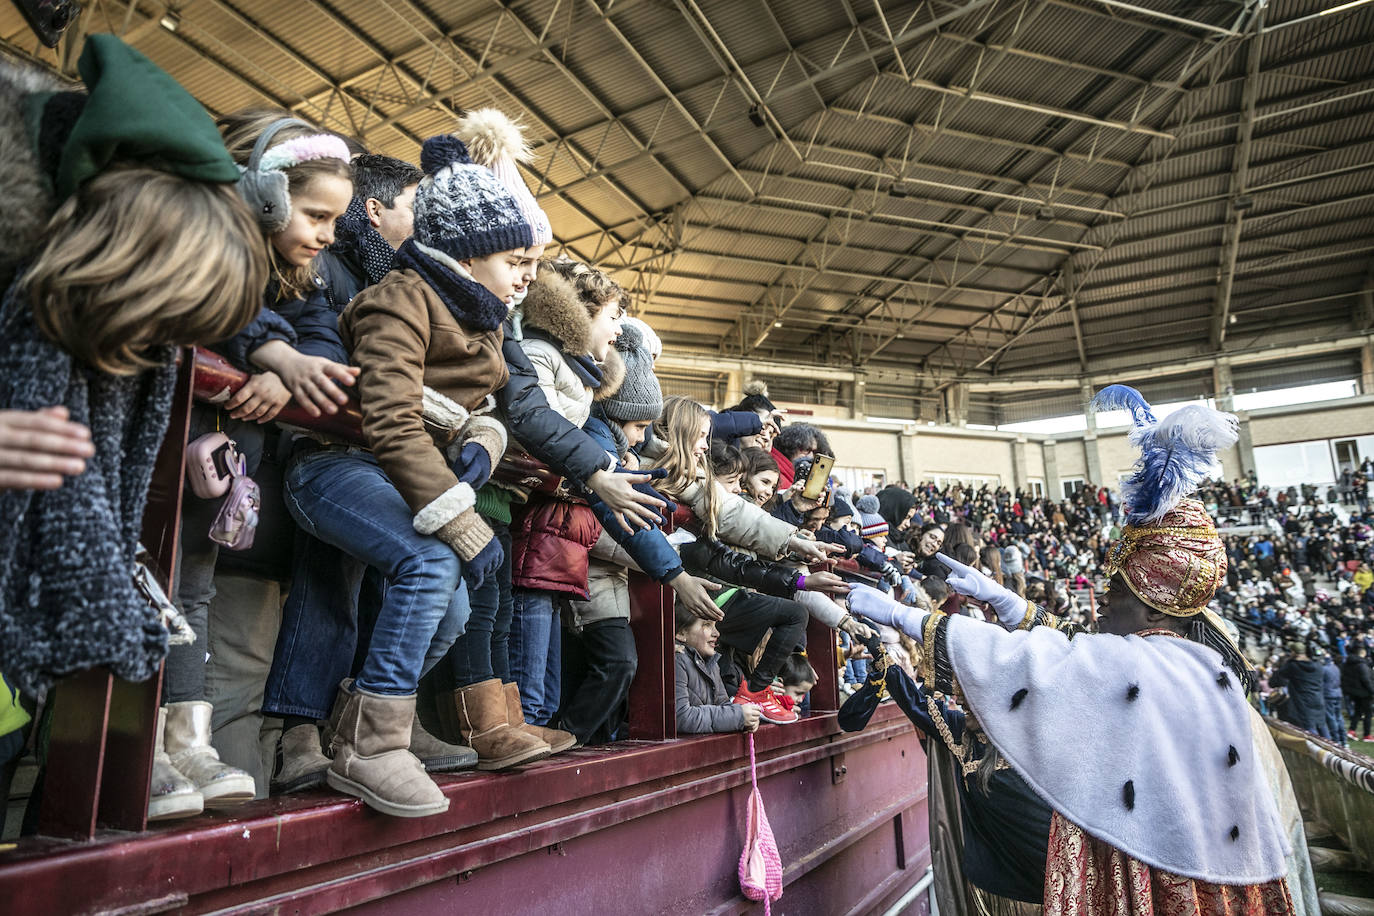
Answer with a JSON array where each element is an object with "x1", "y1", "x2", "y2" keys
[
  {"x1": 393, "y1": 239, "x2": 507, "y2": 333},
  {"x1": 332, "y1": 197, "x2": 397, "y2": 287}
]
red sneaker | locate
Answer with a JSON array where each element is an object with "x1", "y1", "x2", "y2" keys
[
  {"x1": 1350, "y1": 730, "x2": 1358, "y2": 739},
  {"x1": 733, "y1": 683, "x2": 799, "y2": 724}
]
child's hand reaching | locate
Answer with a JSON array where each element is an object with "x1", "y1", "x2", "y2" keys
[
  {"x1": 226, "y1": 370, "x2": 291, "y2": 422},
  {"x1": 740, "y1": 703, "x2": 762, "y2": 732},
  {"x1": 253, "y1": 344, "x2": 359, "y2": 417},
  {"x1": 669, "y1": 572, "x2": 723, "y2": 621}
]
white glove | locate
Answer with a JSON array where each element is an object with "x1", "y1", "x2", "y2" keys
[
  {"x1": 934, "y1": 553, "x2": 1028, "y2": 628},
  {"x1": 847, "y1": 583, "x2": 929, "y2": 642}
]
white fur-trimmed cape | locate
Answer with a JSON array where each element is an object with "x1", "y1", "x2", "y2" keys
[{"x1": 945, "y1": 616, "x2": 1290, "y2": 886}]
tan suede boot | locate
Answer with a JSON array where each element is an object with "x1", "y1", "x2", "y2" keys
[
  {"x1": 148, "y1": 707, "x2": 203, "y2": 821},
  {"x1": 327, "y1": 689, "x2": 449, "y2": 818},
  {"x1": 164, "y1": 701, "x2": 255, "y2": 807},
  {"x1": 270, "y1": 724, "x2": 330, "y2": 794},
  {"x1": 451, "y1": 678, "x2": 551, "y2": 771},
  {"x1": 503, "y1": 682, "x2": 577, "y2": 754},
  {"x1": 410, "y1": 711, "x2": 478, "y2": 773}
]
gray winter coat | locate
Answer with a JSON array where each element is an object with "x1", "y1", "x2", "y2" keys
[{"x1": 675, "y1": 645, "x2": 747, "y2": 734}]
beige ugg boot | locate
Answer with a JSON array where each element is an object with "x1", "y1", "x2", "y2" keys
[
  {"x1": 503, "y1": 682, "x2": 576, "y2": 754},
  {"x1": 327, "y1": 689, "x2": 449, "y2": 818},
  {"x1": 148, "y1": 707, "x2": 203, "y2": 821},
  {"x1": 409, "y1": 711, "x2": 478, "y2": 773},
  {"x1": 164, "y1": 701, "x2": 255, "y2": 807},
  {"x1": 451, "y1": 678, "x2": 551, "y2": 771},
  {"x1": 270, "y1": 723, "x2": 330, "y2": 794}
]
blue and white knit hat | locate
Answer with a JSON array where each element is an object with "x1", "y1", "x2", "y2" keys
[
  {"x1": 412, "y1": 134, "x2": 533, "y2": 262},
  {"x1": 856, "y1": 494, "x2": 888, "y2": 539}
]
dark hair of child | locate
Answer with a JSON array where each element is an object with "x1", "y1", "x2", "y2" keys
[
  {"x1": 709, "y1": 439, "x2": 745, "y2": 479},
  {"x1": 778, "y1": 652, "x2": 818, "y2": 688}
]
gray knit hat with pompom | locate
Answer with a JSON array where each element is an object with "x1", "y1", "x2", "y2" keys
[{"x1": 600, "y1": 320, "x2": 663, "y2": 423}]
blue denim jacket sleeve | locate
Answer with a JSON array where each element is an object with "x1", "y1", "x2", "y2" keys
[
  {"x1": 582, "y1": 416, "x2": 682, "y2": 583},
  {"x1": 272, "y1": 283, "x2": 348, "y2": 364},
  {"x1": 215, "y1": 304, "x2": 297, "y2": 371}
]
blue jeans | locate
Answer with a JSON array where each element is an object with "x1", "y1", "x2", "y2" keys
[
  {"x1": 276, "y1": 448, "x2": 471, "y2": 697},
  {"x1": 1325, "y1": 696, "x2": 1347, "y2": 744},
  {"x1": 508, "y1": 588, "x2": 561, "y2": 725},
  {"x1": 438, "y1": 522, "x2": 513, "y2": 690},
  {"x1": 263, "y1": 521, "x2": 366, "y2": 720}
]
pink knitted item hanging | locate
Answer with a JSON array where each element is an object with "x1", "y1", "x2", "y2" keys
[{"x1": 738, "y1": 733, "x2": 783, "y2": 913}]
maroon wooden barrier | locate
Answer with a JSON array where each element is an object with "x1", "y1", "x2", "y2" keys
[
  {"x1": 37, "y1": 350, "x2": 193, "y2": 839},
  {"x1": 806, "y1": 616, "x2": 841, "y2": 713},
  {"x1": 627, "y1": 571, "x2": 678, "y2": 741},
  {"x1": 191, "y1": 348, "x2": 367, "y2": 445}
]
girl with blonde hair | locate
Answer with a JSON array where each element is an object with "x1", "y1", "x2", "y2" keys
[
  {"x1": 156, "y1": 109, "x2": 358, "y2": 813},
  {"x1": 651, "y1": 397, "x2": 852, "y2": 725}
]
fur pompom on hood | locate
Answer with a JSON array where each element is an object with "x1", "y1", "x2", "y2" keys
[
  {"x1": 744, "y1": 379, "x2": 770, "y2": 397},
  {"x1": 455, "y1": 107, "x2": 533, "y2": 168}
]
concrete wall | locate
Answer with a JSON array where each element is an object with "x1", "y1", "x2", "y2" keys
[
  {"x1": 797, "y1": 395, "x2": 1374, "y2": 490},
  {"x1": 1247, "y1": 399, "x2": 1374, "y2": 446},
  {"x1": 910, "y1": 432, "x2": 1016, "y2": 484}
]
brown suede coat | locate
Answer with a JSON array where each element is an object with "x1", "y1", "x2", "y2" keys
[{"x1": 341, "y1": 269, "x2": 509, "y2": 527}]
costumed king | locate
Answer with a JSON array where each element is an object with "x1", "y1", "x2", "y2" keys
[{"x1": 847, "y1": 386, "x2": 1314, "y2": 915}]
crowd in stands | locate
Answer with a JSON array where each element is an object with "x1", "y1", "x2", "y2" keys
[{"x1": 1, "y1": 40, "x2": 1371, "y2": 842}]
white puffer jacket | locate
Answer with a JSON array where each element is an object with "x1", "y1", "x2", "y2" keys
[{"x1": 516, "y1": 266, "x2": 624, "y2": 429}]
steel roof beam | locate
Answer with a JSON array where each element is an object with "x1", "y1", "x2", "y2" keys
[
  {"x1": 1214, "y1": 12, "x2": 1268, "y2": 349},
  {"x1": 295, "y1": 0, "x2": 635, "y2": 254}
]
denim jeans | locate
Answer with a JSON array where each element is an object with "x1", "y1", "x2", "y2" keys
[
  {"x1": 508, "y1": 588, "x2": 561, "y2": 724},
  {"x1": 437, "y1": 522, "x2": 513, "y2": 690},
  {"x1": 275, "y1": 448, "x2": 471, "y2": 696},
  {"x1": 1325, "y1": 696, "x2": 1347, "y2": 744},
  {"x1": 262, "y1": 519, "x2": 366, "y2": 719}
]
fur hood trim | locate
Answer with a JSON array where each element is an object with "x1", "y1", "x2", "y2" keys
[
  {"x1": 598, "y1": 347, "x2": 625, "y2": 399},
  {"x1": 521, "y1": 267, "x2": 595, "y2": 354}
]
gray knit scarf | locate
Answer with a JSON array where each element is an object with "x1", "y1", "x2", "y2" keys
[{"x1": 0, "y1": 281, "x2": 176, "y2": 695}]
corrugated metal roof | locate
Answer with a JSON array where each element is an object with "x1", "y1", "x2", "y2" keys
[{"x1": 3, "y1": 0, "x2": 1370, "y2": 418}]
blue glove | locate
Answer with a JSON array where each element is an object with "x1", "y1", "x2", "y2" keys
[
  {"x1": 617, "y1": 466, "x2": 677, "y2": 518},
  {"x1": 452, "y1": 441, "x2": 493, "y2": 489},
  {"x1": 461, "y1": 535, "x2": 504, "y2": 593}
]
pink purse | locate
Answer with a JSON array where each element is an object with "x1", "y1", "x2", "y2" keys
[
  {"x1": 738, "y1": 733, "x2": 783, "y2": 913},
  {"x1": 185, "y1": 432, "x2": 238, "y2": 498},
  {"x1": 208, "y1": 445, "x2": 260, "y2": 551}
]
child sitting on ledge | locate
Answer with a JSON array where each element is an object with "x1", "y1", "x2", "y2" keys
[{"x1": 674, "y1": 606, "x2": 760, "y2": 735}]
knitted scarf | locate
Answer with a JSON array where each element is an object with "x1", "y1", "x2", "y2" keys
[
  {"x1": 393, "y1": 237, "x2": 507, "y2": 332},
  {"x1": 0, "y1": 281, "x2": 176, "y2": 695},
  {"x1": 331, "y1": 196, "x2": 396, "y2": 287}
]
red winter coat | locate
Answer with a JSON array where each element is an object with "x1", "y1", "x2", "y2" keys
[{"x1": 509, "y1": 494, "x2": 602, "y2": 599}]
